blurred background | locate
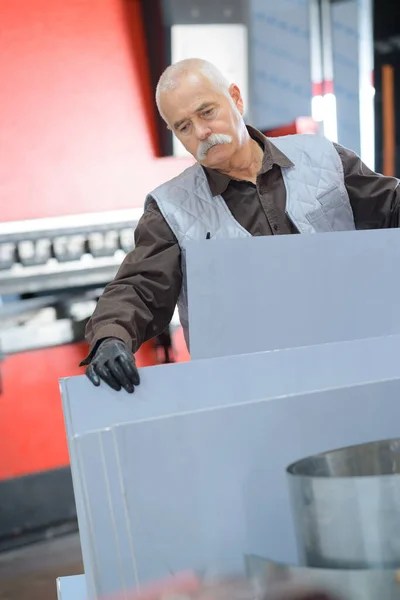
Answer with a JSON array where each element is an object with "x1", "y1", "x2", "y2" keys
[{"x1": 0, "y1": 0, "x2": 399, "y2": 597}]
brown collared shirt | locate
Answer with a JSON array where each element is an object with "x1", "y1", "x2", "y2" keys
[{"x1": 83, "y1": 126, "x2": 400, "y2": 359}]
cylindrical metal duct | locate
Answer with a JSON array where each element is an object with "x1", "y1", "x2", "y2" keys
[
  {"x1": 245, "y1": 554, "x2": 400, "y2": 600},
  {"x1": 287, "y1": 438, "x2": 400, "y2": 569}
]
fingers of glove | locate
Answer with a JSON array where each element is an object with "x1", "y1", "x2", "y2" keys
[
  {"x1": 95, "y1": 364, "x2": 122, "y2": 392},
  {"x1": 86, "y1": 364, "x2": 100, "y2": 386},
  {"x1": 108, "y1": 359, "x2": 134, "y2": 393},
  {"x1": 118, "y1": 354, "x2": 140, "y2": 386}
]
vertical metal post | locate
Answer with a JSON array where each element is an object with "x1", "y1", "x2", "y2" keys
[
  {"x1": 309, "y1": 0, "x2": 337, "y2": 141},
  {"x1": 358, "y1": 0, "x2": 375, "y2": 169},
  {"x1": 309, "y1": 0, "x2": 324, "y2": 124},
  {"x1": 382, "y1": 64, "x2": 395, "y2": 177},
  {"x1": 319, "y1": 0, "x2": 338, "y2": 142}
]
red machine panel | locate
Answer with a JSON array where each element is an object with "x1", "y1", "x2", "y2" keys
[
  {"x1": 0, "y1": 0, "x2": 193, "y2": 222},
  {"x1": 0, "y1": 344, "x2": 86, "y2": 480}
]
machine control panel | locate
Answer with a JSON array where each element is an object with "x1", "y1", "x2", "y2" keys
[{"x1": 0, "y1": 210, "x2": 142, "y2": 294}]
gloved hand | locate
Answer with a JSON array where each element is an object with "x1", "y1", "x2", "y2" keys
[{"x1": 86, "y1": 338, "x2": 140, "y2": 394}]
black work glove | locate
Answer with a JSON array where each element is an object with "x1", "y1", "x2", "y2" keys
[{"x1": 86, "y1": 338, "x2": 140, "y2": 394}]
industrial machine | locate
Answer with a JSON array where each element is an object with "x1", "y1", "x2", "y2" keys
[{"x1": 0, "y1": 209, "x2": 186, "y2": 551}]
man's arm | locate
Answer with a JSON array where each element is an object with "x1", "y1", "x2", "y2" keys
[
  {"x1": 334, "y1": 143, "x2": 400, "y2": 228},
  {"x1": 82, "y1": 199, "x2": 182, "y2": 364}
]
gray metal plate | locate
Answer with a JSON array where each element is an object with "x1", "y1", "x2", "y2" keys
[
  {"x1": 62, "y1": 333, "x2": 400, "y2": 439},
  {"x1": 61, "y1": 334, "x2": 400, "y2": 598},
  {"x1": 68, "y1": 377, "x2": 400, "y2": 598},
  {"x1": 56, "y1": 574, "x2": 87, "y2": 600},
  {"x1": 186, "y1": 229, "x2": 400, "y2": 359}
]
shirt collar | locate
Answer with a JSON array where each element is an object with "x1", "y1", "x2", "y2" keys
[{"x1": 203, "y1": 125, "x2": 294, "y2": 197}]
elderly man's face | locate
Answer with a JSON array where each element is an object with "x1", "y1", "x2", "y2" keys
[{"x1": 160, "y1": 73, "x2": 246, "y2": 169}]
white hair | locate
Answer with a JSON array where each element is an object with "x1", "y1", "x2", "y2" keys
[{"x1": 155, "y1": 58, "x2": 231, "y2": 122}]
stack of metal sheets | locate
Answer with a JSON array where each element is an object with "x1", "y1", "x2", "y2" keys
[{"x1": 57, "y1": 229, "x2": 400, "y2": 599}]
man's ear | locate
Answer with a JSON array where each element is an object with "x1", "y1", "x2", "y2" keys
[{"x1": 229, "y1": 83, "x2": 244, "y2": 115}]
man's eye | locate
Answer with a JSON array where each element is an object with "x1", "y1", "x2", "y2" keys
[
  {"x1": 203, "y1": 109, "x2": 214, "y2": 117},
  {"x1": 180, "y1": 124, "x2": 189, "y2": 133}
]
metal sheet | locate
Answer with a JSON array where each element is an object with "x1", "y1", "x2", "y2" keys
[
  {"x1": 68, "y1": 376, "x2": 400, "y2": 597},
  {"x1": 56, "y1": 574, "x2": 87, "y2": 600},
  {"x1": 62, "y1": 334, "x2": 400, "y2": 595},
  {"x1": 186, "y1": 229, "x2": 400, "y2": 360},
  {"x1": 62, "y1": 333, "x2": 400, "y2": 439}
]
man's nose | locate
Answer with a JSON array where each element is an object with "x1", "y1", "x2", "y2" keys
[{"x1": 195, "y1": 124, "x2": 212, "y2": 140}]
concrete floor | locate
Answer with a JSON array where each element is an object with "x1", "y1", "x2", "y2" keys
[{"x1": 0, "y1": 533, "x2": 83, "y2": 600}]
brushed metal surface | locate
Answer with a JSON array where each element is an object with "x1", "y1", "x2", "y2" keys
[
  {"x1": 245, "y1": 554, "x2": 400, "y2": 600},
  {"x1": 287, "y1": 439, "x2": 400, "y2": 569}
]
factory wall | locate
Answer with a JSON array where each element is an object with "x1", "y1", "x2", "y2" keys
[
  {"x1": 250, "y1": 0, "x2": 312, "y2": 130},
  {"x1": 0, "y1": 0, "x2": 192, "y2": 222}
]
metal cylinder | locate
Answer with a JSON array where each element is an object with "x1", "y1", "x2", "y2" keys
[
  {"x1": 245, "y1": 554, "x2": 400, "y2": 600},
  {"x1": 287, "y1": 438, "x2": 400, "y2": 569}
]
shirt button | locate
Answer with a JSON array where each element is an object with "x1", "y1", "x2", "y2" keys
[{"x1": 273, "y1": 224, "x2": 279, "y2": 232}]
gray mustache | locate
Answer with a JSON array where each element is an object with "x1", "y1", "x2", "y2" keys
[{"x1": 197, "y1": 134, "x2": 233, "y2": 161}]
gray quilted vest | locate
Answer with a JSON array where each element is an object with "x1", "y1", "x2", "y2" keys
[{"x1": 146, "y1": 134, "x2": 356, "y2": 349}]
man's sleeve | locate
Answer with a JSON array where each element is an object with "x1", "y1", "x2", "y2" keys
[
  {"x1": 81, "y1": 199, "x2": 182, "y2": 364},
  {"x1": 334, "y1": 143, "x2": 400, "y2": 228}
]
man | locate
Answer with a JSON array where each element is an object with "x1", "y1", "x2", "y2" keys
[{"x1": 82, "y1": 58, "x2": 400, "y2": 393}]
